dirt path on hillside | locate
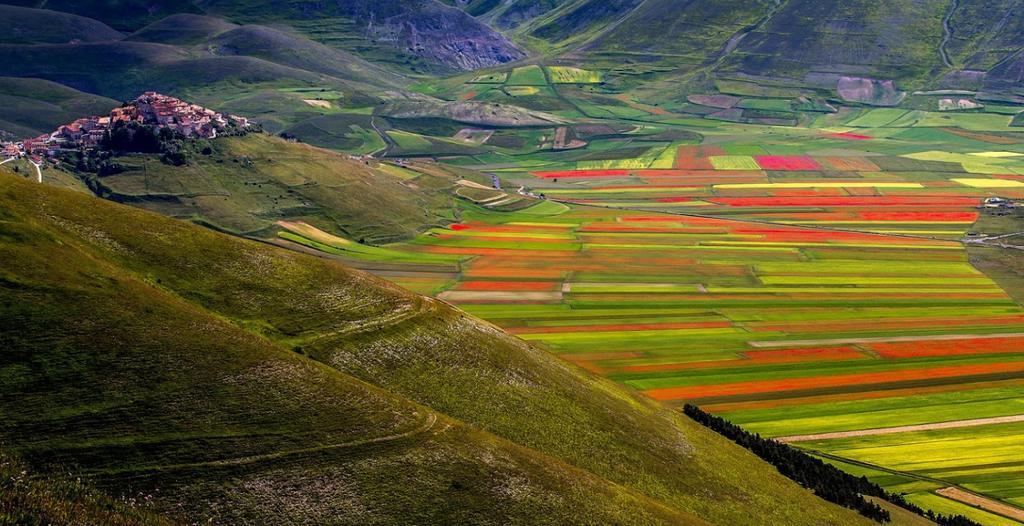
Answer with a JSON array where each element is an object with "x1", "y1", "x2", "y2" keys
[
  {"x1": 936, "y1": 487, "x2": 1024, "y2": 522},
  {"x1": 96, "y1": 412, "x2": 442, "y2": 477},
  {"x1": 776, "y1": 414, "x2": 1024, "y2": 443},
  {"x1": 939, "y1": 0, "x2": 960, "y2": 68}
]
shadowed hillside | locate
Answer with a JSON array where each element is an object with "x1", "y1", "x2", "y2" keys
[
  {"x1": 0, "y1": 3, "x2": 122, "y2": 44},
  {"x1": 0, "y1": 77, "x2": 118, "y2": 138}
]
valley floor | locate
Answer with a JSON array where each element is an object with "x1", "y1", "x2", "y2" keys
[{"x1": 278, "y1": 117, "x2": 1024, "y2": 525}]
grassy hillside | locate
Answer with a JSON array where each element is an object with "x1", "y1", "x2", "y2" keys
[
  {"x1": 202, "y1": 24, "x2": 407, "y2": 89},
  {"x1": 1, "y1": 0, "x2": 200, "y2": 31},
  {"x1": 4, "y1": 0, "x2": 525, "y2": 72},
  {"x1": 127, "y1": 18, "x2": 408, "y2": 90},
  {"x1": 0, "y1": 171, "x2": 927, "y2": 525},
  {"x1": 0, "y1": 40, "x2": 334, "y2": 101},
  {"x1": 453, "y1": 0, "x2": 573, "y2": 29},
  {"x1": 0, "y1": 7, "x2": 385, "y2": 107},
  {"x1": 719, "y1": 0, "x2": 949, "y2": 87},
  {"x1": 577, "y1": 0, "x2": 771, "y2": 60},
  {"x1": 84, "y1": 133, "x2": 457, "y2": 242},
  {"x1": 0, "y1": 451, "x2": 173, "y2": 526},
  {"x1": 0, "y1": 7, "x2": 397, "y2": 146},
  {"x1": 528, "y1": 0, "x2": 643, "y2": 45},
  {"x1": 0, "y1": 77, "x2": 118, "y2": 138},
  {"x1": 939, "y1": 0, "x2": 1024, "y2": 71},
  {"x1": 194, "y1": 0, "x2": 526, "y2": 72},
  {"x1": 127, "y1": 13, "x2": 238, "y2": 45},
  {"x1": 0, "y1": 173, "x2": 709, "y2": 525},
  {"x1": 0, "y1": 4, "x2": 122, "y2": 44}
]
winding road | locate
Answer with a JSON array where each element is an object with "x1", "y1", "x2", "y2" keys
[
  {"x1": 940, "y1": 0, "x2": 960, "y2": 68},
  {"x1": 370, "y1": 116, "x2": 396, "y2": 158},
  {"x1": 29, "y1": 159, "x2": 42, "y2": 183}
]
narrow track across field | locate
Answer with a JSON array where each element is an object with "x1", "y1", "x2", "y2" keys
[{"x1": 776, "y1": 413, "x2": 1024, "y2": 443}]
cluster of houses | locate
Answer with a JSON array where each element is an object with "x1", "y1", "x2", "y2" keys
[{"x1": 2, "y1": 92, "x2": 250, "y2": 161}]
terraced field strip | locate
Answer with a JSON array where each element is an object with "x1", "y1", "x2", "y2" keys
[
  {"x1": 776, "y1": 414, "x2": 1024, "y2": 443},
  {"x1": 750, "y1": 332, "x2": 1024, "y2": 348},
  {"x1": 936, "y1": 487, "x2": 1024, "y2": 522}
]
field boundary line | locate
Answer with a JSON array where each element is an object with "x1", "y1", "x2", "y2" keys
[
  {"x1": 776, "y1": 414, "x2": 1024, "y2": 443},
  {"x1": 748, "y1": 332, "x2": 1024, "y2": 348}
]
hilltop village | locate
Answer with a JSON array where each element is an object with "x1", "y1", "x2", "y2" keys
[{"x1": 1, "y1": 92, "x2": 250, "y2": 161}]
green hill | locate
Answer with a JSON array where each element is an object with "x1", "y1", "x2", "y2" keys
[
  {"x1": 0, "y1": 450, "x2": 173, "y2": 526},
  {"x1": 0, "y1": 0, "x2": 200, "y2": 31},
  {"x1": 451, "y1": 0, "x2": 573, "y2": 29},
  {"x1": 5, "y1": 0, "x2": 526, "y2": 73},
  {"x1": 201, "y1": 24, "x2": 407, "y2": 89},
  {"x1": 0, "y1": 171, "x2": 929, "y2": 525},
  {"x1": 83, "y1": 133, "x2": 457, "y2": 242},
  {"x1": 0, "y1": 77, "x2": 118, "y2": 138},
  {"x1": 127, "y1": 13, "x2": 238, "y2": 45},
  {"x1": 8, "y1": 0, "x2": 1024, "y2": 95},
  {"x1": 0, "y1": 40, "x2": 333, "y2": 101},
  {"x1": 0, "y1": 3, "x2": 123, "y2": 44}
]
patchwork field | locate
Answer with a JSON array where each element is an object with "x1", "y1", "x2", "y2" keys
[
  {"x1": 306, "y1": 187, "x2": 1023, "y2": 522},
  {"x1": 476, "y1": 123, "x2": 1024, "y2": 245},
  {"x1": 269, "y1": 87, "x2": 1024, "y2": 522}
]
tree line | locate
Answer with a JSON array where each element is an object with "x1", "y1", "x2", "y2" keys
[{"x1": 683, "y1": 404, "x2": 981, "y2": 526}]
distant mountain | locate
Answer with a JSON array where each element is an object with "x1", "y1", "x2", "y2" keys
[
  {"x1": 450, "y1": 0, "x2": 574, "y2": 29},
  {"x1": 6, "y1": 0, "x2": 1024, "y2": 92},
  {"x1": 486, "y1": 0, "x2": 1023, "y2": 92},
  {"x1": 0, "y1": 3, "x2": 123, "y2": 44},
  {"x1": 2, "y1": 0, "x2": 525, "y2": 72}
]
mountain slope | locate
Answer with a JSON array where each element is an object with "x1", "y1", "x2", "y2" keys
[
  {"x1": 0, "y1": 77, "x2": 118, "y2": 138},
  {"x1": 0, "y1": 3, "x2": 122, "y2": 44},
  {"x1": 0, "y1": 172, "x2": 704, "y2": 525},
  {"x1": 86, "y1": 134, "x2": 457, "y2": 242},
  {"x1": 576, "y1": 0, "x2": 775, "y2": 62},
  {"x1": 5, "y1": 0, "x2": 527, "y2": 72},
  {"x1": 194, "y1": 0, "x2": 527, "y2": 72},
  {"x1": 126, "y1": 18, "x2": 407, "y2": 89},
  {"x1": 1, "y1": 0, "x2": 200, "y2": 31},
  {"x1": 0, "y1": 172, "x2": 911, "y2": 525},
  {"x1": 126, "y1": 12, "x2": 239, "y2": 45},
  {"x1": 0, "y1": 449, "x2": 173, "y2": 526},
  {"x1": 450, "y1": 0, "x2": 574, "y2": 29},
  {"x1": 719, "y1": 0, "x2": 949, "y2": 86}
]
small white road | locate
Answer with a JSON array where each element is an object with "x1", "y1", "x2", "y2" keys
[
  {"x1": 29, "y1": 159, "x2": 42, "y2": 183},
  {"x1": 0, "y1": 157, "x2": 41, "y2": 182}
]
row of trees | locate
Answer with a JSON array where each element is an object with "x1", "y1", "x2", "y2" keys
[{"x1": 683, "y1": 405, "x2": 981, "y2": 526}]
